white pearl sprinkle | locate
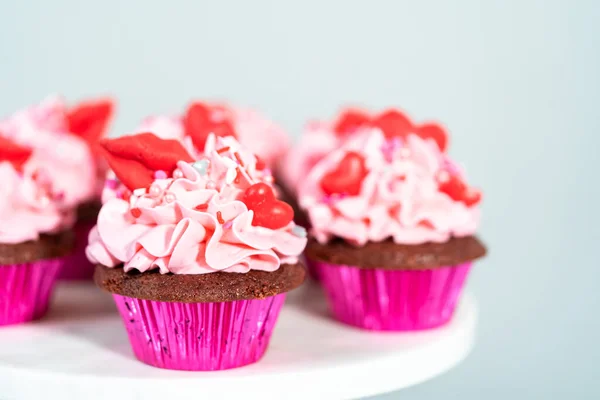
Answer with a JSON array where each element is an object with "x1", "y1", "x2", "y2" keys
[
  {"x1": 164, "y1": 192, "x2": 176, "y2": 203},
  {"x1": 149, "y1": 184, "x2": 162, "y2": 197},
  {"x1": 133, "y1": 188, "x2": 146, "y2": 196},
  {"x1": 173, "y1": 169, "x2": 184, "y2": 179}
]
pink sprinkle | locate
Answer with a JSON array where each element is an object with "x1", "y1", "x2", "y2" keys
[
  {"x1": 105, "y1": 179, "x2": 119, "y2": 189},
  {"x1": 154, "y1": 170, "x2": 168, "y2": 179},
  {"x1": 223, "y1": 221, "x2": 233, "y2": 229}
]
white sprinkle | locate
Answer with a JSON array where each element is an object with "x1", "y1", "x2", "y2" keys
[
  {"x1": 225, "y1": 168, "x2": 237, "y2": 184},
  {"x1": 133, "y1": 188, "x2": 146, "y2": 196},
  {"x1": 192, "y1": 160, "x2": 210, "y2": 175},
  {"x1": 292, "y1": 225, "x2": 307, "y2": 238}
]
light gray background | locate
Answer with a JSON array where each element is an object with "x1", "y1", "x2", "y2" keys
[{"x1": 1, "y1": 0, "x2": 599, "y2": 398}]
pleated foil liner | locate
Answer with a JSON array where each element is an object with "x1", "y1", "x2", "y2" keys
[
  {"x1": 58, "y1": 221, "x2": 95, "y2": 280},
  {"x1": 0, "y1": 258, "x2": 63, "y2": 326},
  {"x1": 315, "y1": 261, "x2": 472, "y2": 331},
  {"x1": 113, "y1": 294, "x2": 287, "y2": 371}
]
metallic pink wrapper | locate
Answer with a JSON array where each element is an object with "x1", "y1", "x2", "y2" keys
[
  {"x1": 315, "y1": 261, "x2": 472, "y2": 331},
  {"x1": 113, "y1": 294, "x2": 286, "y2": 370},
  {"x1": 58, "y1": 221, "x2": 95, "y2": 280},
  {"x1": 0, "y1": 258, "x2": 64, "y2": 326}
]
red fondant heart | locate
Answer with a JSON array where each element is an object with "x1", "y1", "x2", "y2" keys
[
  {"x1": 320, "y1": 151, "x2": 368, "y2": 196},
  {"x1": 242, "y1": 183, "x2": 294, "y2": 230},
  {"x1": 67, "y1": 98, "x2": 115, "y2": 148},
  {"x1": 438, "y1": 174, "x2": 481, "y2": 207},
  {"x1": 334, "y1": 109, "x2": 371, "y2": 135},
  {"x1": 183, "y1": 102, "x2": 237, "y2": 151},
  {"x1": 0, "y1": 135, "x2": 32, "y2": 171},
  {"x1": 372, "y1": 109, "x2": 413, "y2": 139},
  {"x1": 415, "y1": 123, "x2": 448, "y2": 152},
  {"x1": 100, "y1": 132, "x2": 193, "y2": 191}
]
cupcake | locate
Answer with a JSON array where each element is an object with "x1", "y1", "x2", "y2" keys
[
  {"x1": 0, "y1": 96, "x2": 115, "y2": 280},
  {"x1": 137, "y1": 101, "x2": 289, "y2": 169},
  {"x1": 0, "y1": 135, "x2": 75, "y2": 326},
  {"x1": 297, "y1": 108, "x2": 486, "y2": 331},
  {"x1": 87, "y1": 132, "x2": 307, "y2": 370}
]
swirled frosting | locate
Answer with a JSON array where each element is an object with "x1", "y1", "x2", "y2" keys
[
  {"x1": 0, "y1": 161, "x2": 70, "y2": 243},
  {"x1": 0, "y1": 96, "x2": 106, "y2": 207},
  {"x1": 136, "y1": 103, "x2": 289, "y2": 167},
  {"x1": 299, "y1": 129, "x2": 481, "y2": 246},
  {"x1": 86, "y1": 135, "x2": 307, "y2": 274}
]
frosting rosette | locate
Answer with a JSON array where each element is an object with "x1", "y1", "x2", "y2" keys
[
  {"x1": 136, "y1": 101, "x2": 289, "y2": 168},
  {"x1": 298, "y1": 123, "x2": 482, "y2": 246},
  {"x1": 86, "y1": 133, "x2": 307, "y2": 274},
  {"x1": 0, "y1": 136, "x2": 68, "y2": 243},
  {"x1": 0, "y1": 96, "x2": 115, "y2": 206}
]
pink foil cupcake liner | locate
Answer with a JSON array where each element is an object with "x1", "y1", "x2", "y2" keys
[
  {"x1": 58, "y1": 221, "x2": 95, "y2": 280},
  {"x1": 0, "y1": 258, "x2": 63, "y2": 326},
  {"x1": 113, "y1": 294, "x2": 286, "y2": 371},
  {"x1": 314, "y1": 261, "x2": 472, "y2": 331}
]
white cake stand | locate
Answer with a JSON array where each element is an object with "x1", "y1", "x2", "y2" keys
[{"x1": 0, "y1": 282, "x2": 477, "y2": 400}]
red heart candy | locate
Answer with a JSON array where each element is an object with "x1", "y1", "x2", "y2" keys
[
  {"x1": 320, "y1": 151, "x2": 368, "y2": 196},
  {"x1": 372, "y1": 109, "x2": 413, "y2": 139},
  {"x1": 334, "y1": 109, "x2": 371, "y2": 135},
  {"x1": 0, "y1": 135, "x2": 33, "y2": 171},
  {"x1": 183, "y1": 102, "x2": 237, "y2": 151},
  {"x1": 67, "y1": 98, "x2": 115, "y2": 147},
  {"x1": 415, "y1": 123, "x2": 448, "y2": 152},
  {"x1": 100, "y1": 132, "x2": 193, "y2": 191},
  {"x1": 438, "y1": 174, "x2": 481, "y2": 207},
  {"x1": 242, "y1": 183, "x2": 294, "y2": 230},
  {"x1": 242, "y1": 182, "x2": 275, "y2": 207}
]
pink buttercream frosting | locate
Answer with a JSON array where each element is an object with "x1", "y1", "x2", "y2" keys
[
  {"x1": 280, "y1": 120, "x2": 342, "y2": 196},
  {"x1": 136, "y1": 104, "x2": 289, "y2": 167},
  {"x1": 299, "y1": 129, "x2": 480, "y2": 246},
  {"x1": 0, "y1": 161, "x2": 71, "y2": 244},
  {"x1": 86, "y1": 135, "x2": 307, "y2": 274},
  {"x1": 0, "y1": 96, "x2": 98, "y2": 207}
]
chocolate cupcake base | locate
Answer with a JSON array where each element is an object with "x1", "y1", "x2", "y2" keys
[
  {"x1": 305, "y1": 235, "x2": 486, "y2": 270},
  {"x1": 95, "y1": 262, "x2": 306, "y2": 303}
]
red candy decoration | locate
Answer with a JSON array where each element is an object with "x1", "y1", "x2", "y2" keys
[
  {"x1": 332, "y1": 108, "x2": 449, "y2": 152},
  {"x1": 438, "y1": 174, "x2": 481, "y2": 207},
  {"x1": 67, "y1": 98, "x2": 115, "y2": 148},
  {"x1": 320, "y1": 152, "x2": 368, "y2": 196},
  {"x1": 372, "y1": 109, "x2": 413, "y2": 139},
  {"x1": 99, "y1": 132, "x2": 193, "y2": 191},
  {"x1": 415, "y1": 123, "x2": 448, "y2": 152},
  {"x1": 242, "y1": 183, "x2": 294, "y2": 230},
  {"x1": 0, "y1": 135, "x2": 33, "y2": 170},
  {"x1": 183, "y1": 102, "x2": 237, "y2": 151},
  {"x1": 334, "y1": 109, "x2": 371, "y2": 135}
]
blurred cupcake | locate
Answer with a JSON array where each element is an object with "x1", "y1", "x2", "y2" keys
[
  {"x1": 298, "y1": 108, "x2": 486, "y2": 331},
  {"x1": 137, "y1": 101, "x2": 289, "y2": 169},
  {"x1": 87, "y1": 132, "x2": 307, "y2": 370},
  {"x1": 0, "y1": 96, "x2": 115, "y2": 280},
  {"x1": 0, "y1": 136, "x2": 75, "y2": 326}
]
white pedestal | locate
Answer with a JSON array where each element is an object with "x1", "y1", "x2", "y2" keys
[{"x1": 0, "y1": 283, "x2": 477, "y2": 400}]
